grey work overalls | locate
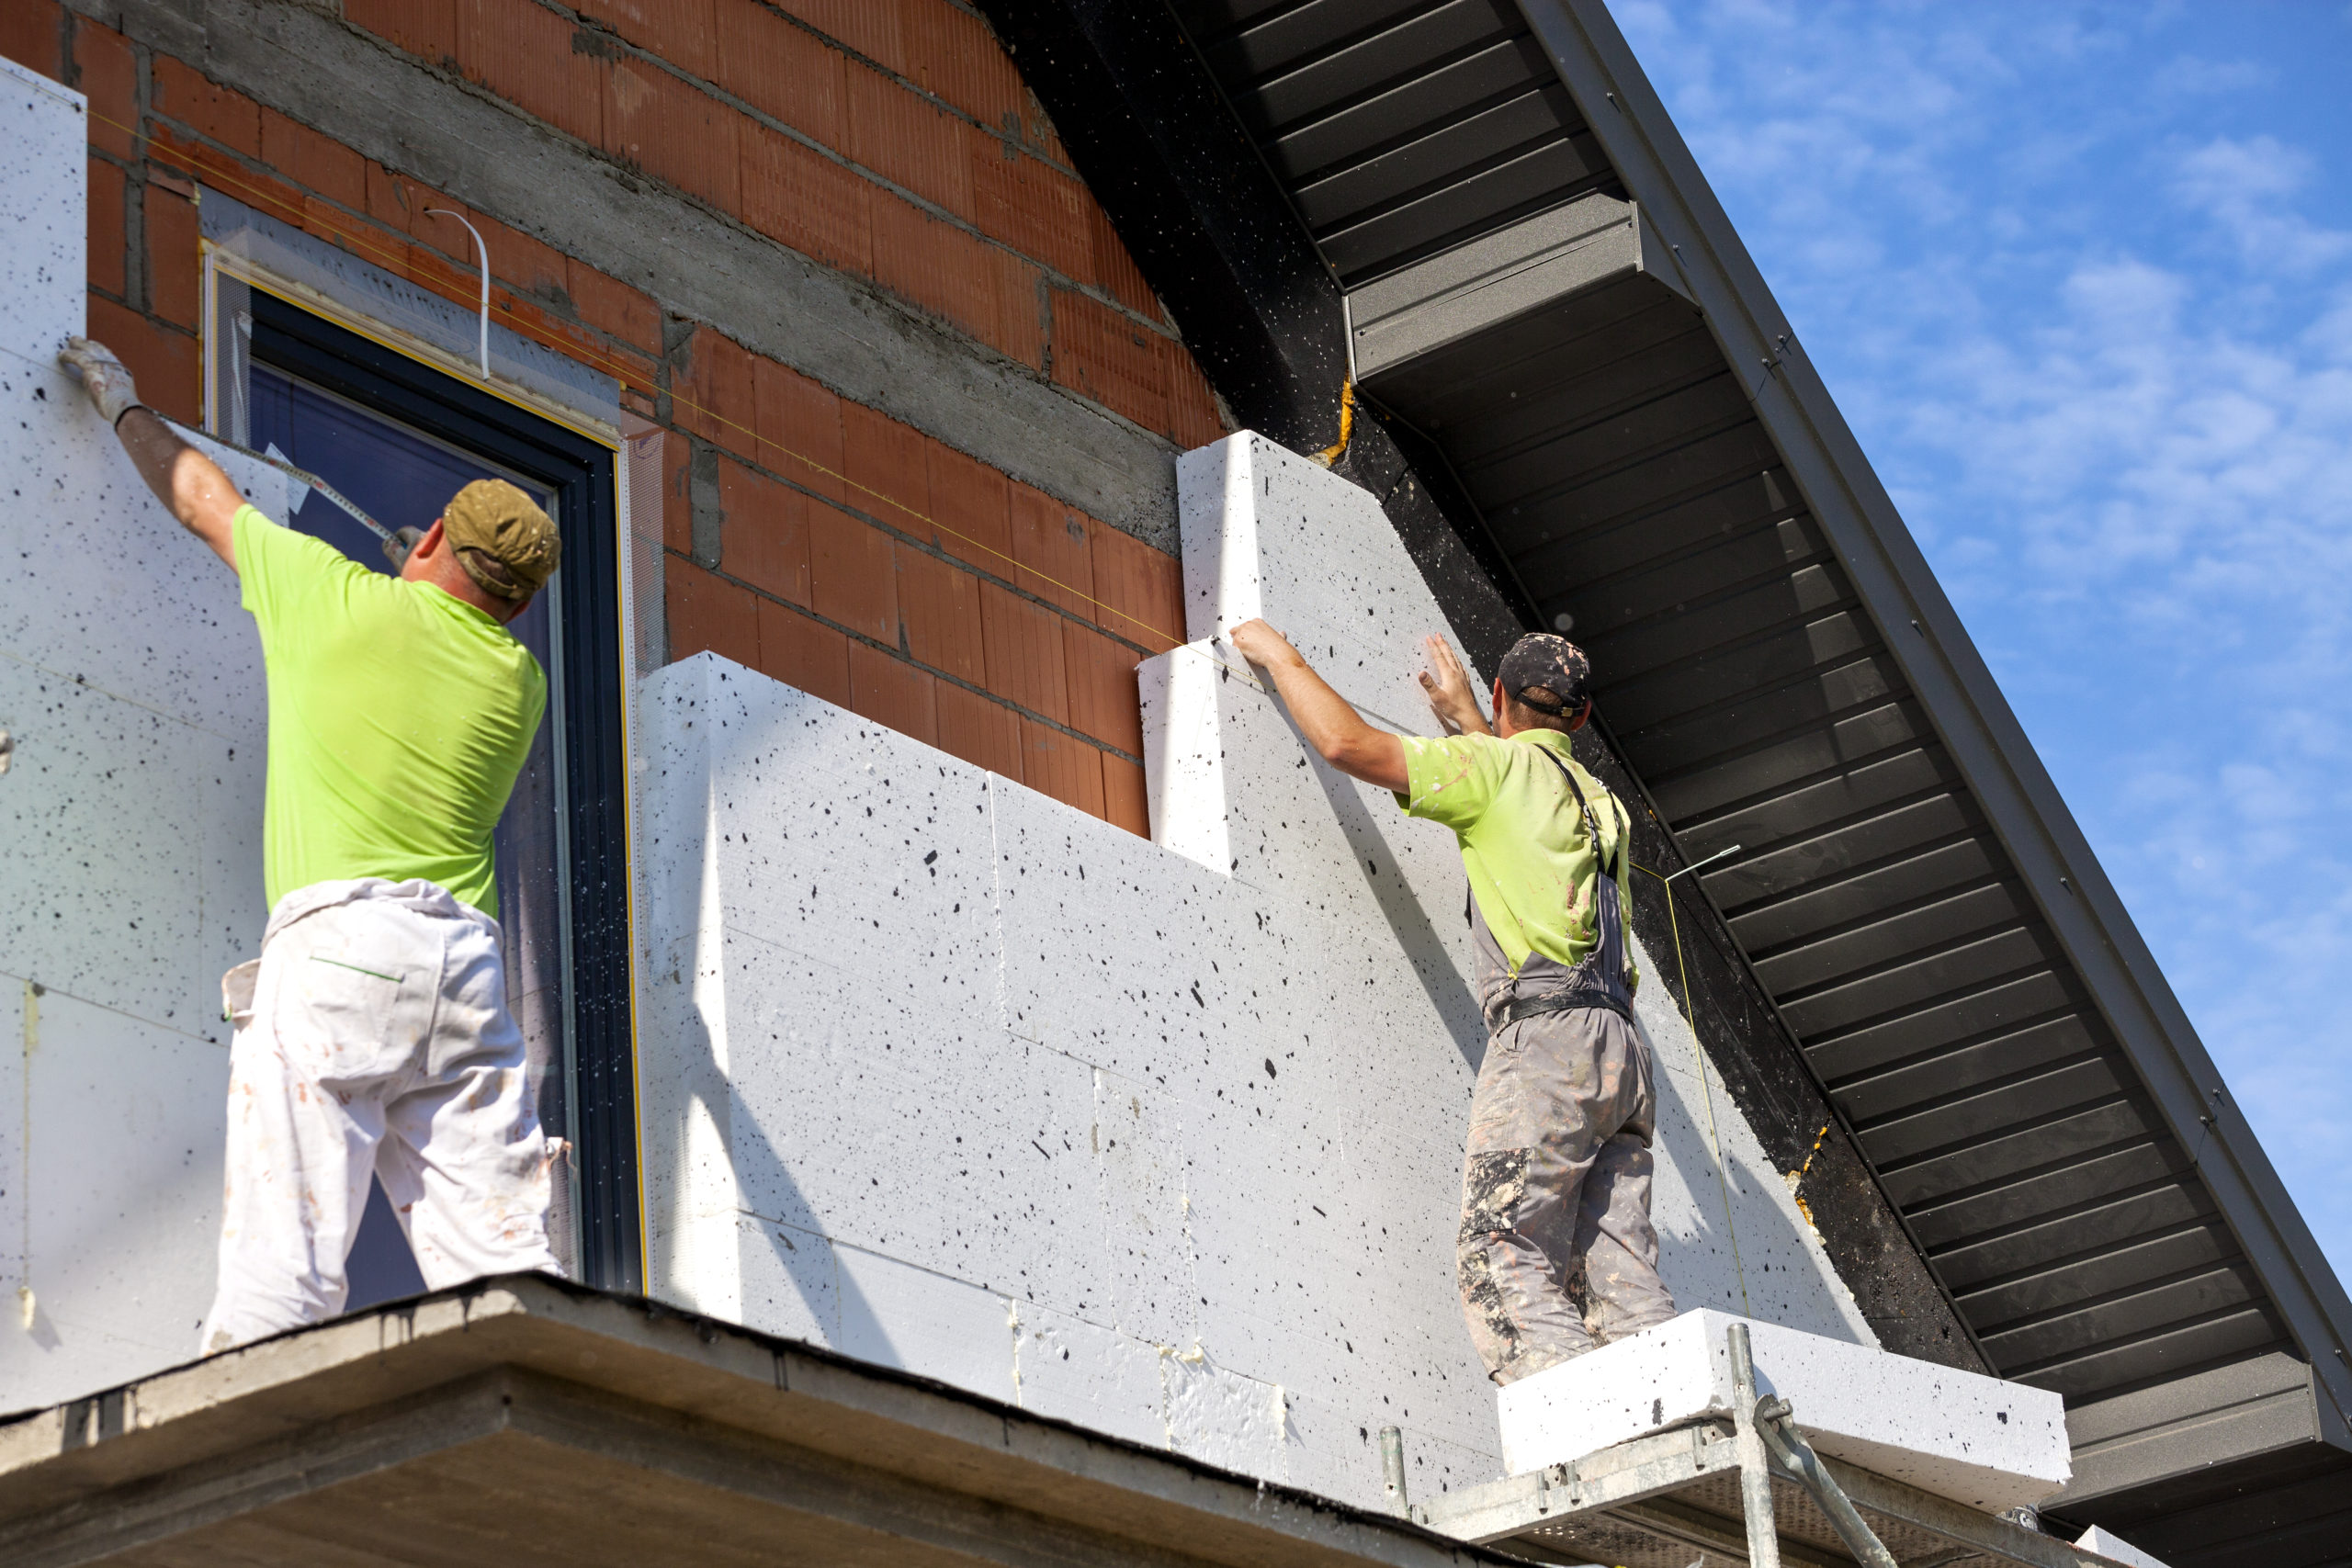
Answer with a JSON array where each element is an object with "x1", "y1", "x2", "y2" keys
[{"x1": 1454, "y1": 750, "x2": 1678, "y2": 1384}]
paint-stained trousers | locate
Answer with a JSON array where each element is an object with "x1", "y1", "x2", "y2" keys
[
  {"x1": 1456, "y1": 1004, "x2": 1677, "y2": 1383},
  {"x1": 198, "y1": 879, "x2": 559, "y2": 1354}
]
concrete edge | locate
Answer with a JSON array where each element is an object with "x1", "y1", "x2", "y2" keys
[{"x1": 0, "y1": 1275, "x2": 1519, "y2": 1568}]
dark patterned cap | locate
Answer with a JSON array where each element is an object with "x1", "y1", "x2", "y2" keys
[{"x1": 1496, "y1": 633, "x2": 1592, "y2": 717}]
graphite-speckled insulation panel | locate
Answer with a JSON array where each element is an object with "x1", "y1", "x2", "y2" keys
[
  {"x1": 1, "y1": 66, "x2": 289, "y2": 1409},
  {"x1": 0, "y1": 61, "x2": 85, "y2": 372},
  {"x1": 636, "y1": 433, "x2": 1883, "y2": 1512},
  {"x1": 1498, "y1": 1308, "x2": 2070, "y2": 1510}
]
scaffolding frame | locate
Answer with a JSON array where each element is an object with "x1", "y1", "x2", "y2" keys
[{"x1": 1411, "y1": 1327, "x2": 2130, "y2": 1568}]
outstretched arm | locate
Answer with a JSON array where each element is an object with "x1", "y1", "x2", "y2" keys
[
  {"x1": 60, "y1": 338, "x2": 244, "y2": 571},
  {"x1": 1227, "y1": 618, "x2": 1408, "y2": 793},
  {"x1": 116, "y1": 410, "x2": 244, "y2": 570}
]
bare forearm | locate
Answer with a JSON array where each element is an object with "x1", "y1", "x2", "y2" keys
[
  {"x1": 116, "y1": 409, "x2": 243, "y2": 569},
  {"x1": 1256, "y1": 651, "x2": 1408, "y2": 791}
]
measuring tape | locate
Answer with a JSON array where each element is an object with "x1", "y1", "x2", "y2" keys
[{"x1": 168, "y1": 416, "x2": 412, "y2": 564}]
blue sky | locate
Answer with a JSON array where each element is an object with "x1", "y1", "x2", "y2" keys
[{"x1": 1614, "y1": 1, "x2": 2352, "y2": 1280}]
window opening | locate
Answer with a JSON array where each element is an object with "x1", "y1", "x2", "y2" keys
[
  {"x1": 211, "y1": 283, "x2": 640, "y2": 1299},
  {"x1": 246, "y1": 363, "x2": 571, "y2": 1298}
]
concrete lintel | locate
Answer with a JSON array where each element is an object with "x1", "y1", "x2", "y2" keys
[
  {"x1": 0, "y1": 1277, "x2": 1519, "y2": 1568},
  {"x1": 86, "y1": 0, "x2": 1182, "y2": 550}
]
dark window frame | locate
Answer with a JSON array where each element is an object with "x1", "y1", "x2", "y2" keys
[{"x1": 249, "y1": 288, "x2": 641, "y2": 1292}]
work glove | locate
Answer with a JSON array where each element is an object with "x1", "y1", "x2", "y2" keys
[
  {"x1": 383, "y1": 525, "x2": 424, "y2": 572},
  {"x1": 58, "y1": 336, "x2": 142, "y2": 426}
]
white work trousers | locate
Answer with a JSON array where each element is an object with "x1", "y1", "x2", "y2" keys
[{"x1": 199, "y1": 878, "x2": 558, "y2": 1354}]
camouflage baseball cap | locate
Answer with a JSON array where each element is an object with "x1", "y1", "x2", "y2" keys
[
  {"x1": 442, "y1": 479, "x2": 560, "y2": 601},
  {"x1": 1496, "y1": 632, "x2": 1592, "y2": 717}
]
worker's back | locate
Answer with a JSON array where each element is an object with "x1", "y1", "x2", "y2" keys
[
  {"x1": 232, "y1": 504, "x2": 546, "y2": 919},
  {"x1": 1397, "y1": 728, "x2": 1634, "y2": 983}
]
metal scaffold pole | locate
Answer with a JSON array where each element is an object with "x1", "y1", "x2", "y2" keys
[{"x1": 1726, "y1": 1321, "x2": 1783, "y2": 1568}]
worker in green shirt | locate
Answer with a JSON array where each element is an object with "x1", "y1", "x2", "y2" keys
[
  {"x1": 1228, "y1": 618, "x2": 1676, "y2": 1384},
  {"x1": 61, "y1": 338, "x2": 564, "y2": 1353}
]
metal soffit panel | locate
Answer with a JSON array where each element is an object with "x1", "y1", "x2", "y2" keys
[
  {"x1": 1159, "y1": 0, "x2": 2352, "y2": 1429},
  {"x1": 1170, "y1": 0, "x2": 1620, "y2": 286}
]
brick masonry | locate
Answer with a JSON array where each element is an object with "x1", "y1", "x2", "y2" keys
[{"x1": 16, "y1": 0, "x2": 1217, "y2": 833}]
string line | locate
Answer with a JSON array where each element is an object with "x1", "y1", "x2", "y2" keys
[
  {"x1": 1633, "y1": 861, "x2": 1752, "y2": 1316},
  {"x1": 85, "y1": 104, "x2": 1220, "y2": 664}
]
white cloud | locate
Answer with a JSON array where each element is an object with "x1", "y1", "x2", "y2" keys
[{"x1": 2171, "y1": 135, "x2": 2352, "y2": 274}]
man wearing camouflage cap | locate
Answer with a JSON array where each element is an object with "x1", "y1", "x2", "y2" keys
[
  {"x1": 1229, "y1": 618, "x2": 1675, "y2": 1384},
  {"x1": 61, "y1": 338, "x2": 564, "y2": 1352}
]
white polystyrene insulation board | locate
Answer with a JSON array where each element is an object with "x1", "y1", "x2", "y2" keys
[
  {"x1": 637, "y1": 432, "x2": 1888, "y2": 1514},
  {"x1": 0, "y1": 68, "x2": 284, "y2": 1407},
  {"x1": 1497, "y1": 1308, "x2": 2070, "y2": 1511},
  {"x1": 1176, "y1": 434, "x2": 1444, "y2": 730},
  {"x1": 0, "y1": 59, "x2": 85, "y2": 371},
  {"x1": 2076, "y1": 1525, "x2": 2172, "y2": 1568}
]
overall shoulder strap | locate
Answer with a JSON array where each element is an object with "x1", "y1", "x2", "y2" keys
[{"x1": 1536, "y1": 748, "x2": 1623, "y2": 879}]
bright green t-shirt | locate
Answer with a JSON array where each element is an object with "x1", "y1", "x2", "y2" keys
[
  {"x1": 233, "y1": 504, "x2": 546, "y2": 917},
  {"x1": 1398, "y1": 728, "x2": 1638, "y2": 983}
]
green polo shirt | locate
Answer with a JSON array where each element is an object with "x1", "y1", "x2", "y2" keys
[
  {"x1": 1397, "y1": 728, "x2": 1637, "y2": 983},
  {"x1": 233, "y1": 504, "x2": 545, "y2": 917}
]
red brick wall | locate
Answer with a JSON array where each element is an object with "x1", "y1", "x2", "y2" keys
[{"x1": 8, "y1": 0, "x2": 1216, "y2": 835}]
